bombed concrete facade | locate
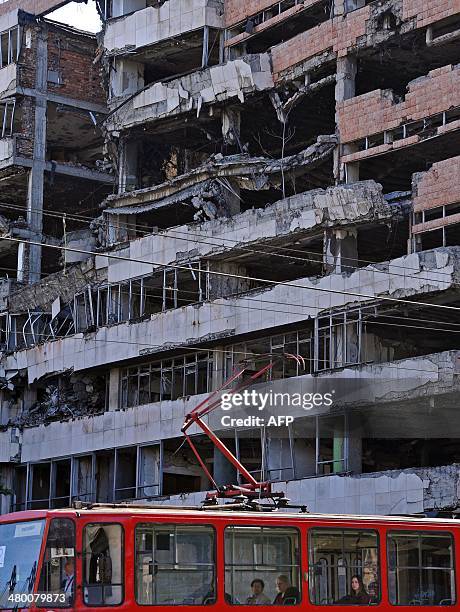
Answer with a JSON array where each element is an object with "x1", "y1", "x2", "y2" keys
[{"x1": 0, "y1": 0, "x2": 459, "y2": 516}]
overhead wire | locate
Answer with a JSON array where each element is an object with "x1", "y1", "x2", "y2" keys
[
  {"x1": 3, "y1": 236, "x2": 460, "y2": 316},
  {"x1": 1, "y1": 199, "x2": 457, "y2": 284}
]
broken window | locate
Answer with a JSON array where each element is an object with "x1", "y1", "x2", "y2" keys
[
  {"x1": 266, "y1": 415, "x2": 348, "y2": 480},
  {"x1": 224, "y1": 329, "x2": 313, "y2": 381},
  {"x1": 12, "y1": 465, "x2": 27, "y2": 511},
  {"x1": 0, "y1": 26, "x2": 20, "y2": 68},
  {"x1": 73, "y1": 455, "x2": 94, "y2": 503},
  {"x1": 74, "y1": 289, "x2": 94, "y2": 332},
  {"x1": 0, "y1": 99, "x2": 15, "y2": 138},
  {"x1": 114, "y1": 446, "x2": 137, "y2": 500},
  {"x1": 94, "y1": 266, "x2": 205, "y2": 329},
  {"x1": 142, "y1": 275, "x2": 163, "y2": 316},
  {"x1": 138, "y1": 444, "x2": 160, "y2": 499},
  {"x1": 316, "y1": 311, "x2": 361, "y2": 371},
  {"x1": 163, "y1": 265, "x2": 203, "y2": 311},
  {"x1": 29, "y1": 462, "x2": 51, "y2": 509},
  {"x1": 317, "y1": 414, "x2": 347, "y2": 475},
  {"x1": 235, "y1": 428, "x2": 264, "y2": 484},
  {"x1": 95, "y1": 450, "x2": 115, "y2": 502},
  {"x1": 96, "y1": 286, "x2": 109, "y2": 326},
  {"x1": 51, "y1": 459, "x2": 71, "y2": 508},
  {"x1": 120, "y1": 352, "x2": 213, "y2": 408}
]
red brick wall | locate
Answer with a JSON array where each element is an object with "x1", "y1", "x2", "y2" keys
[
  {"x1": 225, "y1": 0, "x2": 322, "y2": 27},
  {"x1": 337, "y1": 64, "x2": 460, "y2": 144},
  {"x1": 225, "y1": 0, "x2": 280, "y2": 27},
  {"x1": 18, "y1": 27, "x2": 38, "y2": 90},
  {"x1": 15, "y1": 96, "x2": 35, "y2": 158},
  {"x1": 271, "y1": 0, "x2": 460, "y2": 81},
  {"x1": 413, "y1": 156, "x2": 460, "y2": 212},
  {"x1": 403, "y1": 0, "x2": 460, "y2": 26},
  {"x1": 271, "y1": 5, "x2": 370, "y2": 80},
  {"x1": 47, "y1": 29, "x2": 105, "y2": 105}
]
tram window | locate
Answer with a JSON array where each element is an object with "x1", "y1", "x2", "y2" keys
[
  {"x1": 224, "y1": 526, "x2": 301, "y2": 605},
  {"x1": 83, "y1": 523, "x2": 123, "y2": 606},
  {"x1": 308, "y1": 529, "x2": 379, "y2": 605},
  {"x1": 387, "y1": 531, "x2": 456, "y2": 606},
  {"x1": 135, "y1": 523, "x2": 215, "y2": 606},
  {"x1": 36, "y1": 519, "x2": 75, "y2": 608}
]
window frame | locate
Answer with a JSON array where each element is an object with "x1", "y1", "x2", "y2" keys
[
  {"x1": 224, "y1": 523, "x2": 302, "y2": 606},
  {"x1": 36, "y1": 517, "x2": 75, "y2": 609},
  {"x1": 386, "y1": 529, "x2": 456, "y2": 607},
  {"x1": 134, "y1": 522, "x2": 217, "y2": 607},
  {"x1": 82, "y1": 522, "x2": 125, "y2": 608},
  {"x1": 119, "y1": 351, "x2": 213, "y2": 408},
  {"x1": 308, "y1": 526, "x2": 381, "y2": 606}
]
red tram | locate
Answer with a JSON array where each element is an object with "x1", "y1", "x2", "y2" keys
[{"x1": 0, "y1": 505, "x2": 458, "y2": 610}]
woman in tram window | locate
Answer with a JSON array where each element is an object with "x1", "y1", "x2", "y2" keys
[{"x1": 337, "y1": 575, "x2": 372, "y2": 605}]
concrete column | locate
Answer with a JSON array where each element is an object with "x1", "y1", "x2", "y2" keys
[
  {"x1": 212, "y1": 347, "x2": 225, "y2": 390},
  {"x1": 347, "y1": 412, "x2": 363, "y2": 473},
  {"x1": 323, "y1": 227, "x2": 358, "y2": 274},
  {"x1": 139, "y1": 445, "x2": 160, "y2": 497},
  {"x1": 207, "y1": 261, "x2": 250, "y2": 299},
  {"x1": 267, "y1": 433, "x2": 293, "y2": 481},
  {"x1": 222, "y1": 107, "x2": 241, "y2": 148},
  {"x1": 343, "y1": 148, "x2": 360, "y2": 183},
  {"x1": 335, "y1": 55, "x2": 358, "y2": 184},
  {"x1": 335, "y1": 56, "x2": 357, "y2": 105},
  {"x1": 73, "y1": 456, "x2": 94, "y2": 501},
  {"x1": 221, "y1": 179, "x2": 241, "y2": 216},
  {"x1": 293, "y1": 438, "x2": 316, "y2": 478},
  {"x1": 96, "y1": 452, "x2": 115, "y2": 502},
  {"x1": 201, "y1": 25, "x2": 210, "y2": 68},
  {"x1": 107, "y1": 213, "x2": 130, "y2": 244},
  {"x1": 119, "y1": 138, "x2": 139, "y2": 193},
  {"x1": 17, "y1": 30, "x2": 48, "y2": 284},
  {"x1": 108, "y1": 369, "x2": 120, "y2": 411},
  {"x1": 333, "y1": 422, "x2": 345, "y2": 472},
  {"x1": 0, "y1": 465, "x2": 14, "y2": 514}
]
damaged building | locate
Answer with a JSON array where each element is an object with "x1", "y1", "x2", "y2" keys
[{"x1": 0, "y1": 0, "x2": 459, "y2": 518}]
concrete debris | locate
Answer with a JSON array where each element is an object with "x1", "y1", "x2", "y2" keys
[
  {"x1": 105, "y1": 54, "x2": 273, "y2": 130},
  {"x1": 104, "y1": 135, "x2": 337, "y2": 214},
  {"x1": 6, "y1": 372, "x2": 107, "y2": 428}
]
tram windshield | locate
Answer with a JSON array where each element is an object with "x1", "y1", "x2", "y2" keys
[{"x1": 0, "y1": 520, "x2": 45, "y2": 609}]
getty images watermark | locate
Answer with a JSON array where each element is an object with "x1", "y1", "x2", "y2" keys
[{"x1": 220, "y1": 389, "x2": 335, "y2": 427}]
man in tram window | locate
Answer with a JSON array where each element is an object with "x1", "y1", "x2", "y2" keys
[
  {"x1": 273, "y1": 575, "x2": 300, "y2": 605},
  {"x1": 61, "y1": 559, "x2": 75, "y2": 602},
  {"x1": 246, "y1": 579, "x2": 271, "y2": 605},
  {"x1": 336, "y1": 575, "x2": 372, "y2": 605}
]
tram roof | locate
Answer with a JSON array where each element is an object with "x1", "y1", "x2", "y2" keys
[{"x1": 2, "y1": 506, "x2": 460, "y2": 526}]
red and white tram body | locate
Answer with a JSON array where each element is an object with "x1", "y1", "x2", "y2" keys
[{"x1": 0, "y1": 507, "x2": 457, "y2": 610}]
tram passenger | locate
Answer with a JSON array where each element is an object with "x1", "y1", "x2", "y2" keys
[
  {"x1": 273, "y1": 575, "x2": 300, "y2": 605},
  {"x1": 246, "y1": 579, "x2": 271, "y2": 605},
  {"x1": 61, "y1": 559, "x2": 74, "y2": 601},
  {"x1": 336, "y1": 575, "x2": 371, "y2": 605}
]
